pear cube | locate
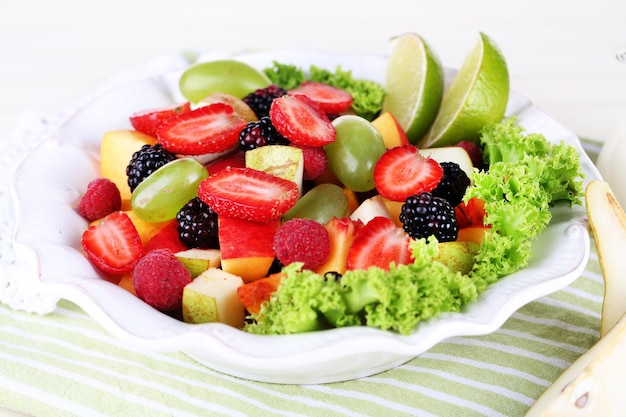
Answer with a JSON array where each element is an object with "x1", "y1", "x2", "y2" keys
[
  {"x1": 182, "y1": 268, "x2": 245, "y2": 327},
  {"x1": 175, "y1": 248, "x2": 221, "y2": 278}
]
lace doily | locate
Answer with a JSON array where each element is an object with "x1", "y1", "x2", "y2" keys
[{"x1": 0, "y1": 53, "x2": 195, "y2": 314}]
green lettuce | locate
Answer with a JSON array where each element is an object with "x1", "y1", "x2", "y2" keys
[
  {"x1": 245, "y1": 240, "x2": 478, "y2": 335},
  {"x1": 243, "y1": 117, "x2": 585, "y2": 336},
  {"x1": 263, "y1": 61, "x2": 385, "y2": 121},
  {"x1": 467, "y1": 117, "x2": 584, "y2": 290}
]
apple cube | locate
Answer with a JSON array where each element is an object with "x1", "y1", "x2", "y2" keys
[
  {"x1": 182, "y1": 268, "x2": 245, "y2": 327},
  {"x1": 100, "y1": 130, "x2": 157, "y2": 203},
  {"x1": 418, "y1": 146, "x2": 474, "y2": 178},
  {"x1": 237, "y1": 272, "x2": 284, "y2": 315},
  {"x1": 313, "y1": 216, "x2": 363, "y2": 275},
  {"x1": 218, "y1": 216, "x2": 279, "y2": 283},
  {"x1": 176, "y1": 248, "x2": 221, "y2": 278},
  {"x1": 124, "y1": 210, "x2": 173, "y2": 246},
  {"x1": 350, "y1": 195, "x2": 392, "y2": 225},
  {"x1": 371, "y1": 112, "x2": 410, "y2": 149}
]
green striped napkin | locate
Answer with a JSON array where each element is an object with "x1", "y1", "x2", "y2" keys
[{"x1": 0, "y1": 246, "x2": 602, "y2": 417}]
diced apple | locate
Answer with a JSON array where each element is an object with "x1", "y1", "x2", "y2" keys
[
  {"x1": 342, "y1": 187, "x2": 360, "y2": 215},
  {"x1": 371, "y1": 112, "x2": 410, "y2": 149},
  {"x1": 350, "y1": 195, "x2": 392, "y2": 225},
  {"x1": 237, "y1": 272, "x2": 284, "y2": 315},
  {"x1": 418, "y1": 146, "x2": 474, "y2": 178},
  {"x1": 182, "y1": 268, "x2": 245, "y2": 327},
  {"x1": 245, "y1": 145, "x2": 304, "y2": 194},
  {"x1": 218, "y1": 217, "x2": 279, "y2": 283},
  {"x1": 176, "y1": 248, "x2": 221, "y2": 278},
  {"x1": 124, "y1": 210, "x2": 173, "y2": 245},
  {"x1": 100, "y1": 130, "x2": 157, "y2": 203},
  {"x1": 313, "y1": 217, "x2": 363, "y2": 275},
  {"x1": 382, "y1": 197, "x2": 404, "y2": 228},
  {"x1": 118, "y1": 273, "x2": 136, "y2": 295}
]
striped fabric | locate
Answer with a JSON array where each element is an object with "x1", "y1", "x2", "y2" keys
[{"x1": 0, "y1": 248, "x2": 602, "y2": 417}]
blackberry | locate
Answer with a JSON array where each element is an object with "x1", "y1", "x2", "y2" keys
[
  {"x1": 400, "y1": 192, "x2": 458, "y2": 242},
  {"x1": 238, "y1": 116, "x2": 289, "y2": 151},
  {"x1": 176, "y1": 197, "x2": 220, "y2": 249},
  {"x1": 431, "y1": 162, "x2": 471, "y2": 207},
  {"x1": 126, "y1": 144, "x2": 176, "y2": 191},
  {"x1": 242, "y1": 84, "x2": 286, "y2": 118}
]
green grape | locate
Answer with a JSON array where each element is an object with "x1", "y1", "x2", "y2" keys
[
  {"x1": 324, "y1": 115, "x2": 386, "y2": 192},
  {"x1": 131, "y1": 158, "x2": 209, "y2": 223},
  {"x1": 283, "y1": 183, "x2": 348, "y2": 224},
  {"x1": 179, "y1": 60, "x2": 272, "y2": 103}
]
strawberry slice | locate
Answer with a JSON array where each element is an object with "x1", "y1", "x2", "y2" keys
[
  {"x1": 130, "y1": 102, "x2": 191, "y2": 137},
  {"x1": 198, "y1": 167, "x2": 299, "y2": 222},
  {"x1": 346, "y1": 216, "x2": 413, "y2": 271},
  {"x1": 269, "y1": 94, "x2": 336, "y2": 147},
  {"x1": 288, "y1": 81, "x2": 352, "y2": 115},
  {"x1": 81, "y1": 211, "x2": 144, "y2": 274},
  {"x1": 373, "y1": 145, "x2": 443, "y2": 202},
  {"x1": 156, "y1": 103, "x2": 247, "y2": 155}
]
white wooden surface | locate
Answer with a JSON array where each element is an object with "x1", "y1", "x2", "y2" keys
[{"x1": 0, "y1": 0, "x2": 624, "y2": 143}]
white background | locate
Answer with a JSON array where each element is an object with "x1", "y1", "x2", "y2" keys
[{"x1": 1, "y1": 0, "x2": 625, "y2": 143}]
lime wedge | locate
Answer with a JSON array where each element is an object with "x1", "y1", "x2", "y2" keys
[
  {"x1": 418, "y1": 32, "x2": 509, "y2": 148},
  {"x1": 382, "y1": 33, "x2": 444, "y2": 145}
]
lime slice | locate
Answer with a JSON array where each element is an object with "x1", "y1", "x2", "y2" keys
[
  {"x1": 418, "y1": 32, "x2": 509, "y2": 148},
  {"x1": 382, "y1": 33, "x2": 444, "y2": 145}
]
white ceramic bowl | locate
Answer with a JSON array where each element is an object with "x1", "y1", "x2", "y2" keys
[{"x1": 10, "y1": 50, "x2": 599, "y2": 384}]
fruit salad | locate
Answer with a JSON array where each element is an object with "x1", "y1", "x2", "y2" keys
[{"x1": 77, "y1": 33, "x2": 585, "y2": 335}]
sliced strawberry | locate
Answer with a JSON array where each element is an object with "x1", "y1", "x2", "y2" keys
[
  {"x1": 198, "y1": 167, "x2": 299, "y2": 222},
  {"x1": 81, "y1": 211, "x2": 144, "y2": 274},
  {"x1": 346, "y1": 216, "x2": 413, "y2": 271},
  {"x1": 156, "y1": 103, "x2": 247, "y2": 155},
  {"x1": 269, "y1": 94, "x2": 336, "y2": 147},
  {"x1": 130, "y1": 102, "x2": 191, "y2": 137},
  {"x1": 373, "y1": 145, "x2": 443, "y2": 202},
  {"x1": 288, "y1": 81, "x2": 352, "y2": 115}
]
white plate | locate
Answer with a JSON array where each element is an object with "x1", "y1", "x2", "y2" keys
[{"x1": 10, "y1": 50, "x2": 599, "y2": 384}]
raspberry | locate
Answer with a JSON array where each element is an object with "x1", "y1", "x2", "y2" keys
[
  {"x1": 238, "y1": 116, "x2": 289, "y2": 151},
  {"x1": 126, "y1": 144, "x2": 177, "y2": 191},
  {"x1": 176, "y1": 197, "x2": 219, "y2": 249},
  {"x1": 292, "y1": 144, "x2": 328, "y2": 180},
  {"x1": 133, "y1": 248, "x2": 192, "y2": 313},
  {"x1": 273, "y1": 218, "x2": 330, "y2": 270},
  {"x1": 77, "y1": 178, "x2": 122, "y2": 221},
  {"x1": 242, "y1": 85, "x2": 287, "y2": 119},
  {"x1": 431, "y1": 162, "x2": 471, "y2": 207},
  {"x1": 400, "y1": 192, "x2": 458, "y2": 242}
]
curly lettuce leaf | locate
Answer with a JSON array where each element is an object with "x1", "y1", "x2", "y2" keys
[
  {"x1": 263, "y1": 61, "x2": 385, "y2": 121},
  {"x1": 466, "y1": 118, "x2": 585, "y2": 287},
  {"x1": 245, "y1": 239, "x2": 478, "y2": 336}
]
